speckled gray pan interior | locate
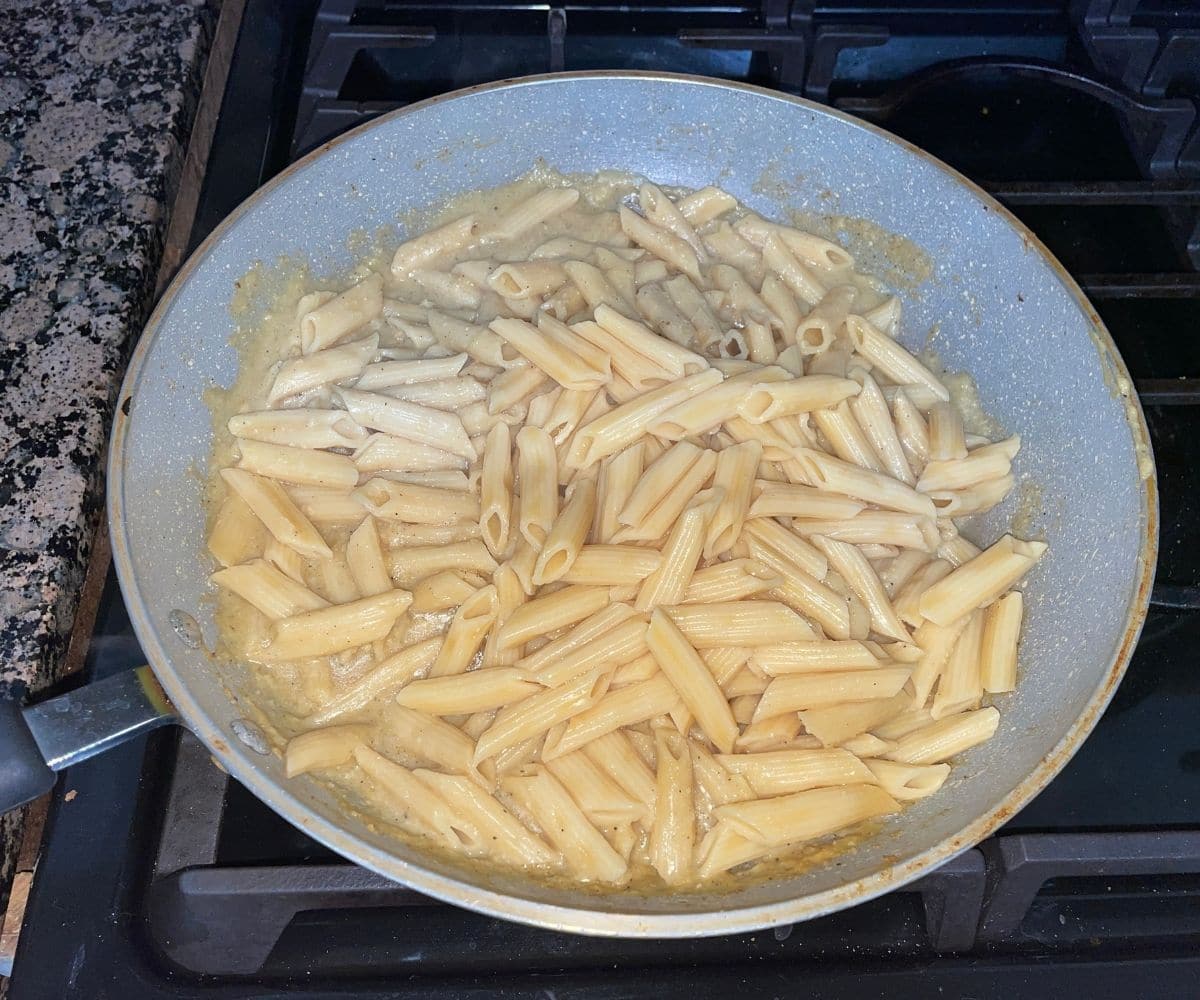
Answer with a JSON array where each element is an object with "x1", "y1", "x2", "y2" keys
[{"x1": 109, "y1": 73, "x2": 1156, "y2": 935}]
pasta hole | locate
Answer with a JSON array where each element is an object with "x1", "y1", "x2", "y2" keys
[
  {"x1": 825, "y1": 248, "x2": 852, "y2": 268},
  {"x1": 493, "y1": 272, "x2": 523, "y2": 297},
  {"x1": 801, "y1": 326, "x2": 825, "y2": 348},
  {"x1": 540, "y1": 549, "x2": 570, "y2": 580},
  {"x1": 483, "y1": 513, "x2": 504, "y2": 547},
  {"x1": 501, "y1": 345, "x2": 521, "y2": 362}
]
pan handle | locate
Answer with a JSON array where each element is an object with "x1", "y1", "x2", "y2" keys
[{"x1": 0, "y1": 667, "x2": 177, "y2": 815}]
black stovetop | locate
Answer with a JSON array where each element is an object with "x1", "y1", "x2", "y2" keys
[{"x1": 11, "y1": 1, "x2": 1200, "y2": 996}]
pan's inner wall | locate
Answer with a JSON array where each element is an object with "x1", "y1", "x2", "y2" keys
[{"x1": 114, "y1": 75, "x2": 1149, "y2": 929}]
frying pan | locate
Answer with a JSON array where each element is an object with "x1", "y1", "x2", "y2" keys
[{"x1": 0, "y1": 73, "x2": 1156, "y2": 936}]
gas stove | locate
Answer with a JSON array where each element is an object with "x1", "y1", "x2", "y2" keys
[{"x1": 10, "y1": 1, "x2": 1200, "y2": 996}]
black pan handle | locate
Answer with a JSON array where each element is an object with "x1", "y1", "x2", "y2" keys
[{"x1": 0, "y1": 667, "x2": 178, "y2": 815}]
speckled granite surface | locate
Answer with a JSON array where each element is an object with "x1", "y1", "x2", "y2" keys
[{"x1": 0, "y1": 0, "x2": 219, "y2": 923}]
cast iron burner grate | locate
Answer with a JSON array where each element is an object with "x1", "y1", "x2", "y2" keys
[{"x1": 11, "y1": 0, "x2": 1200, "y2": 996}]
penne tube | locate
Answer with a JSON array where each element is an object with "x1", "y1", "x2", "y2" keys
[
  {"x1": 376, "y1": 521, "x2": 481, "y2": 548},
  {"x1": 489, "y1": 317, "x2": 609, "y2": 391},
  {"x1": 395, "y1": 666, "x2": 544, "y2": 715},
  {"x1": 479, "y1": 422, "x2": 514, "y2": 557},
  {"x1": 378, "y1": 376, "x2": 487, "y2": 411},
  {"x1": 380, "y1": 703, "x2": 480, "y2": 781},
  {"x1": 221, "y1": 468, "x2": 332, "y2": 560},
  {"x1": 646, "y1": 609, "x2": 739, "y2": 753},
  {"x1": 582, "y1": 730, "x2": 658, "y2": 812},
  {"x1": 909, "y1": 615, "x2": 970, "y2": 707},
  {"x1": 496, "y1": 584, "x2": 610, "y2": 650},
  {"x1": 533, "y1": 476, "x2": 596, "y2": 584},
  {"x1": 532, "y1": 618, "x2": 648, "y2": 688},
  {"x1": 285, "y1": 724, "x2": 371, "y2": 777},
  {"x1": 409, "y1": 570, "x2": 478, "y2": 613},
  {"x1": 414, "y1": 769, "x2": 559, "y2": 867},
  {"x1": 894, "y1": 557, "x2": 954, "y2": 626},
  {"x1": 918, "y1": 534, "x2": 1047, "y2": 626},
  {"x1": 489, "y1": 186, "x2": 580, "y2": 241},
  {"x1": 703, "y1": 439, "x2": 764, "y2": 559},
  {"x1": 560, "y1": 545, "x2": 663, "y2": 586},
  {"x1": 543, "y1": 675, "x2": 679, "y2": 760},
  {"x1": 351, "y1": 433, "x2": 466, "y2": 475},
  {"x1": 515, "y1": 424, "x2": 558, "y2": 547},
  {"x1": 516, "y1": 602, "x2": 638, "y2": 674},
  {"x1": 337, "y1": 387, "x2": 475, "y2": 461},
  {"x1": 863, "y1": 758, "x2": 950, "y2": 801},
  {"x1": 926, "y1": 401, "x2": 968, "y2": 462},
  {"x1": 476, "y1": 664, "x2": 614, "y2": 764},
  {"x1": 426, "y1": 312, "x2": 508, "y2": 368},
  {"x1": 663, "y1": 274, "x2": 723, "y2": 349},
  {"x1": 651, "y1": 367, "x2": 788, "y2": 441},
  {"x1": 792, "y1": 449, "x2": 936, "y2": 518},
  {"x1": 849, "y1": 367, "x2": 915, "y2": 484},
  {"x1": 750, "y1": 485, "x2": 865, "y2": 523},
  {"x1": 636, "y1": 282, "x2": 695, "y2": 347},
  {"x1": 501, "y1": 765, "x2": 628, "y2": 883},
  {"x1": 305, "y1": 637, "x2": 442, "y2": 726},
  {"x1": 704, "y1": 785, "x2": 898, "y2": 875},
  {"x1": 263, "y1": 538, "x2": 305, "y2": 583},
  {"x1": 615, "y1": 451, "x2": 717, "y2": 545},
  {"x1": 391, "y1": 214, "x2": 478, "y2": 276},
  {"x1": 927, "y1": 475, "x2": 1015, "y2": 518},
  {"x1": 355, "y1": 353, "x2": 469, "y2": 390},
  {"x1": 812, "y1": 401, "x2": 884, "y2": 471},
  {"x1": 792, "y1": 510, "x2": 936, "y2": 552},
  {"x1": 263, "y1": 590, "x2": 412, "y2": 661},
  {"x1": 207, "y1": 493, "x2": 267, "y2": 567},
  {"x1": 892, "y1": 388, "x2": 930, "y2": 471},
  {"x1": 567, "y1": 369, "x2": 723, "y2": 468},
  {"x1": 640, "y1": 182, "x2": 706, "y2": 259},
  {"x1": 682, "y1": 558, "x2": 780, "y2": 604},
  {"x1": 716, "y1": 748, "x2": 876, "y2": 796},
  {"x1": 545, "y1": 750, "x2": 646, "y2": 829},
  {"x1": 595, "y1": 441, "x2": 643, "y2": 542},
  {"x1": 798, "y1": 691, "x2": 911, "y2": 747},
  {"x1": 884, "y1": 706, "x2": 1000, "y2": 765},
  {"x1": 235, "y1": 440, "x2": 358, "y2": 490},
  {"x1": 354, "y1": 477, "x2": 480, "y2": 525},
  {"x1": 678, "y1": 185, "x2": 738, "y2": 225},
  {"x1": 635, "y1": 491, "x2": 718, "y2": 611},
  {"x1": 795, "y1": 284, "x2": 855, "y2": 354},
  {"x1": 931, "y1": 608, "x2": 984, "y2": 719},
  {"x1": 845, "y1": 315, "x2": 949, "y2": 402},
  {"x1": 488, "y1": 261, "x2": 568, "y2": 300},
  {"x1": 544, "y1": 388, "x2": 600, "y2": 446},
  {"x1": 980, "y1": 590, "x2": 1023, "y2": 693},
  {"x1": 751, "y1": 640, "x2": 880, "y2": 675},
  {"x1": 916, "y1": 435, "x2": 1021, "y2": 492},
  {"x1": 754, "y1": 668, "x2": 911, "y2": 720},
  {"x1": 741, "y1": 516, "x2": 827, "y2": 579},
  {"x1": 267, "y1": 334, "x2": 378, "y2": 405},
  {"x1": 649, "y1": 727, "x2": 696, "y2": 885},
  {"x1": 563, "y1": 259, "x2": 632, "y2": 315},
  {"x1": 662, "y1": 600, "x2": 817, "y2": 647},
  {"x1": 738, "y1": 376, "x2": 861, "y2": 422},
  {"x1": 427, "y1": 584, "x2": 499, "y2": 677},
  {"x1": 594, "y1": 303, "x2": 708, "y2": 379},
  {"x1": 229, "y1": 409, "x2": 368, "y2": 450},
  {"x1": 617, "y1": 441, "x2": 704, "y2": 528},
  {"x1": 345, "y1": 517, "x2": 392, "y2": 597},
  {"x1": 386, "y1": 540, "x2": 498, "y2": 587},
  {"x1": 211, "y1": 560, "x2": 328, "y2": 619},
  {"x1": 300, "y1": 273, "x2": 383, "y2": 354},
  {"x1": 762, "y1": 232, "x2": 827, "y2": 306},
  {"x1": 863, "y1": 295, "x2": 901, "y2": 337},
  {"x1": 619, "y1": 206, "x2": 702, "y2": 283}
]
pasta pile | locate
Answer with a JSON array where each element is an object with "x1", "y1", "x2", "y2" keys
[{"x1": 207, "y1": 176, "x2": 1046, "y2": 888}]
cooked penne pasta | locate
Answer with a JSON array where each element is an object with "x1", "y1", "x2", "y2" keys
[
  {"x1": 918, "y1": 534, "x2": 1047, "y2": 626},
  {"x1": 209, "y1": 175, "x2": 1046, "y2": 893},
  {"x1": 980, "y1": 590, "x2": 1023, "y2": 693}
]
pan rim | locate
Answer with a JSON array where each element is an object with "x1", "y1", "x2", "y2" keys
[{"x1": 108, "y1": 69, "x2": 1158, "y2": 937}]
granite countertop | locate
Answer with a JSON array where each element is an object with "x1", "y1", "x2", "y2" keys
[{"x1": 0, "y1": 0, "x2": 219, "y2": 920}]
